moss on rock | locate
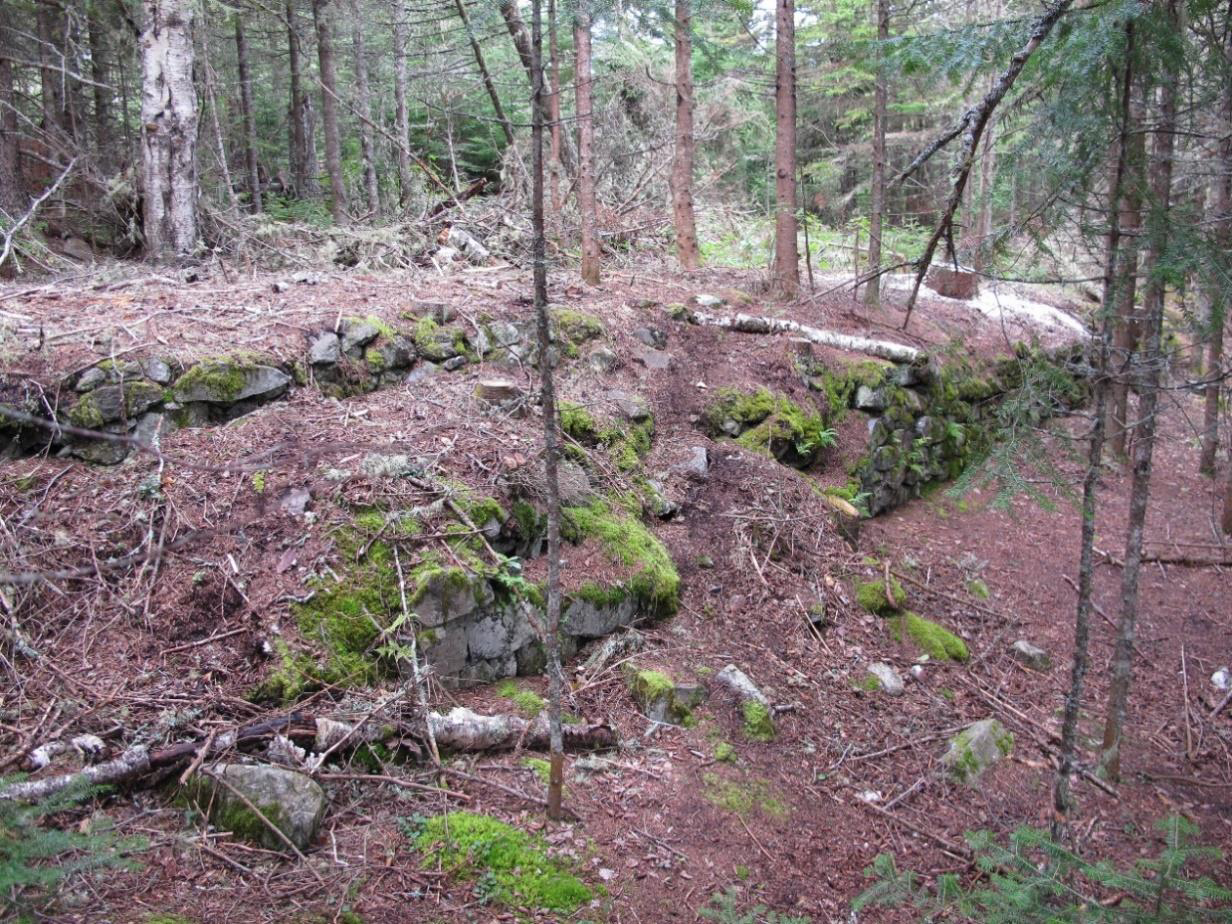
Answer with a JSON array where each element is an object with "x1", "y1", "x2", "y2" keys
[{"x1": 562, "y1": 499, "x2": 679, "y2": 614}]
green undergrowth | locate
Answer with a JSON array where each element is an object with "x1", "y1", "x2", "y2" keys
[
  {"x1": 562, "y1": 498, "x2": 680, "y2": 614},
  {"x1": 892, "y1": 612, "x2": 969, "y2": 662},
  {"x1": 410, "y1": 812, "x2": 593, "y2": 913}
]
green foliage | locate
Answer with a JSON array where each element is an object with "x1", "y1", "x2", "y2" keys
[
  {"x1": 705, "y1": 387, "x2": 834, "y2": 467},
  {"x1": 701, "y1": 887, "x2": 812, "y2": 923},
  {"x1": 853, "y1": 817, "x2": 1232, "y2": 922},
  {"x1": 741, "y1": 701, "x2": 775, "y2": 742},
  {"x1": 0, "y1": 782, "x2": 144, "y2": 910},
  {"x1": 853, "y1": 575, "x2": 907, "y2": 615},
  {"x1": 892, "y1": 612, "x2": 969, "y2": 662},
  {"x1": 701, "y1": 773, "x2": 788, "y2": 820},
  {"x1": 411, "y1": 812, "x2": 593, "y2": 912},
  {"x1": 496, "y1": 680, "x2": 546, "y2": 718}
]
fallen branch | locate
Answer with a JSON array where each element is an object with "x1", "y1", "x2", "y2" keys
[
  {"x1": 688, "y1": 310, "x2": 924, "y2": 364},
  {"x1": 428, "y1": 707, "x2": 615, "y2": 751},
  {"x1": 1, "y1": 157, "x2": 78, "y2": 269}
]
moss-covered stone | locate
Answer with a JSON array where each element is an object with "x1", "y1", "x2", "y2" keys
[
  {"x1": 891, "y1": 612, "x2": 969, "y2": 662},
  {"x1": 854, "y1": 575, "x2": 907, "y2": 616},
  {"x1": 941, "y1": 718, "x2": 1014, "y2": 783},
  {"x1": 628, "y1": 668, "x2": 696, "y2": 724},
  {"x1": 741, "y1": 700, "x2": 775, "y2": 741},
  {"x1": 551, "y1": 308, "x2": 604, "y2": 345},
  {"x1": 705, "y1": 387, "x2": 833, "y2": 468},
  {"x1": 412, "y1": 812, "x2": 593, "y2": 913},
  {"x1": 562, "y1": 499, "x2": 679, "y2": 614},
  {"x1": 173, "y1": 353, "x2": 290, "y2": 404}
]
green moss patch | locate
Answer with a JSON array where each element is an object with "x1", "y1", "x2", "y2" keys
[
  {"x1": 497, "y1": 680, "x2": 546, "y2": 717},
  {"x1": 412, "y1": 812, "x2": 593, "y2": 913},
  {"x1": 854, "y1": 575, "x2": 907, "y2": 616},
  {"x1": 892, "y1": 612, "x2": 969, "y2": 662},
  {"x1": 562, "y1": 499, "x2": 679, "y2": 614},
  {"x1": 701, "y1": 772, "x2": 788, "y2": 820},
  {"x1": 741, "y1": 700, "x2": 775, "y2": 742}
]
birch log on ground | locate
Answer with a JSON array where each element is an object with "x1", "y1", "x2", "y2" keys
[
  {"x1": 689, "y1": 310, "x2": 925, "y2": 364},
  {"x1": 0, "y1": 709, "x2": 614, "y2": 803}
]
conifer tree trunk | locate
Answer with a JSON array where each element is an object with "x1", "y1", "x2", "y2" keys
[
  {"x1": 286, "y1": 0, "x2": 314, "y2": 197},
  {"x1": 671, "y1": 0, "x2": 700, "y2": 271},
  {"x1": 140, "y1": 0, "x2": 199, "y2": 261},
  {"x1": 454, "y1": 0, "x2": 516, "y2": 150},
  {"x1": 87, "y1": 5, "x2": 115, "y2": 174},
  {"x1": 0, "y1": 19, "x2": 21, "y2": 221},
  {"x1": 1107, "y1": 86, "x2": 1145, "y2": 458},
  {"x1": 529, "y1": 0, "x2": 566, "y2": 822},
  {"x1": 773, "y1": 0, "x2": 798, "y2": 298},
  {"x1": 311, "y1": 0, "x2": 346, "y2": 222},
  {"x1": 392, "y1": 0, "x2": 413, "y2": 207},
  {"x1": 574, "y1": 0, "x2": 600, "y2": 285},
  {"x1": 548, "y1": 0, "x2": 562, "y2": 212},
  {"x1": 1199, "y1": 65, "x2": 1230, "y2": 476},
  {"x1": 1053, "y1": 22, "x2": 1133, "y2": 837},
  {"x1": 863, "y1": 0, "x2": 888, "y2": 308},
  {"x1": 350, "y1": 0, "x2": 379, "y2": 218},
  {"x1": 1100, "y1": 0, "x2": 1181, "y2": 782},
  {"x1": 234, "y1": 14, "x2": 262, "y2": 213},
  {"x1": 37, "y1": 0, "x2": 68, "y2": 146}
]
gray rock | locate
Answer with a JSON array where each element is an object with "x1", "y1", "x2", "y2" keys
[
  {"x1": 196, "y1": 764, "x2": 326, "y2": 852},
  {"x1": 608, "y1": 390, "x2": 651, "y2": 422},
  {"x1": 309, "y1": 332, "x2": 341, "y2": 365},
  {"x1": 442, "y1": 355, "x2": 468, "y2": 372},
  {"x1": 466, "y1": 606, "x2": 535, "y2": 661},
  {"x1": 563, "y1": 593, "x2": 638, "y2": 638},
  {"x1": 855, "y1": 385, "x2": 889, "y2": 411},
  {"x1": 642, "y1": 479, "x2": 678, "y2": 519},
  {"x1": 405, "y1": 362, "x2": 442, "y2": 384},
  {"x1": 941, "y1": 718, "x2": 1014, "y2": 783},
  {"x1": 692, "y1": 293, "x2": 725, "y2": 308},
  {"x1": 278, "y1": 486, "x2": 312, "y2": 517},
  {"x1": 360, "y1": 453, "x2": 421, "y2": 478},
  {"x1": 473, "y1": 327, "x2": 492, "y2": 356},
  {"x1": 587, "y1": 347, "x2": 621, "y2": 373},
  {"x1": 174, "y1": 363, "x2": 291, "y2": 404},
  {"x1": 412, "y1": 570, "x2": 496, "y2": 628},
  {"x1": 631, "y1": 326, "x2": 667, "y2": 349},
  {"x1": 914, "y1": 415, "x2": 939, "y2": 442},
  {"x1": 132, "y1": 412, "x2": 166, "y2": 448},
  {"x1": 487, "y1": 320, "x2": 522, "y2": 349},
  {"x1": 872, "y1": 445, "x2": 898, "y2": 472},
  {"x1": 675, "y1": 446, "x2": 709, "y2": 481},
  {"x1": 340, "y1": 319, "x2": 382, "y2": 354},
  {"x1": 868, "y1": 417, "x2": 891, "y2": 447},
  {"x1": 580, "y1": 629, "x2": 644, "y2": 675},
  {"x1": 144, "y1": 358, "x2": 174, "y2": 384},
  {"x1": 419, "y1": 625, "x2": 469, "y2": 678},
  {"x1": 867, "y1": 662, "x2": 904, "y2": 696},
  {"x1": 69, "y1": 381, "x2": 165, "y2": 426},
  {"x1": 1009, "y1": 640, "x2": 1050, "y2": 671},
  {"x1": 74, "y1": 367, "x2": 107, "y2": 392},
  {"x1": 715, "y1": 664, "x2": 768, "y2": 706},
  {"x1": 634, "y1": 347, "x2": 673, "y2": 372}
]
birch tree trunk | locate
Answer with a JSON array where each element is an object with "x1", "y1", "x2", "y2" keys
[
  {"x1": 530, "y1": 0, "x2": 566, "y2": 821},
  {"x1": 1100, "y1": 1, "x2": 1181, "y2": 781},
  {"x1": 773, "y1": 0, "x2": 798, "y2": 298},
  {"x1": 235, "y1": 14, "x2": 262, "y2": 213},
  {"x1": 863, "y1": 0, "x2": 888, "y2": 308},
  {"x1": 392, "y1": 0, "x2": 413, "y2": 207},
  {"x1": 671, "y1": 0, "x2": 700, "y2": 271},
  {"x1": 311, "y1": 0, "x2": 346, "y2": 223},
  {"x1": 575, "y1": 0, "x2": 601, "y2": 285},
  {"x1": 140, "y1": 0, "x2": 199, "y2": 262},
  {"x1": 350, "y1": 0, "x2": 379, "y2": 218}
]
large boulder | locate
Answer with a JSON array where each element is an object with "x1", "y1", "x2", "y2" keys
[
  {"x1": 173, "y1": 356, "x2": 291, "y2": 405},
  {"x1": 192, "y1": 764, "x2": 327, "y2": 852}
]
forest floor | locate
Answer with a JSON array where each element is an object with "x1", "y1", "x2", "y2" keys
[{"x1": 1, "y1": 260, "x2": 1229, "y2": 923}]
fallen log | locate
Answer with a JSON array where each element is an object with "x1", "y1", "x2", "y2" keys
[
  {"x1": 688, "y1": 310, "x2": 925, "y2": 364},
  {"x1": 0, "y1": 708, "x2": 614, "y2": 803}
]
